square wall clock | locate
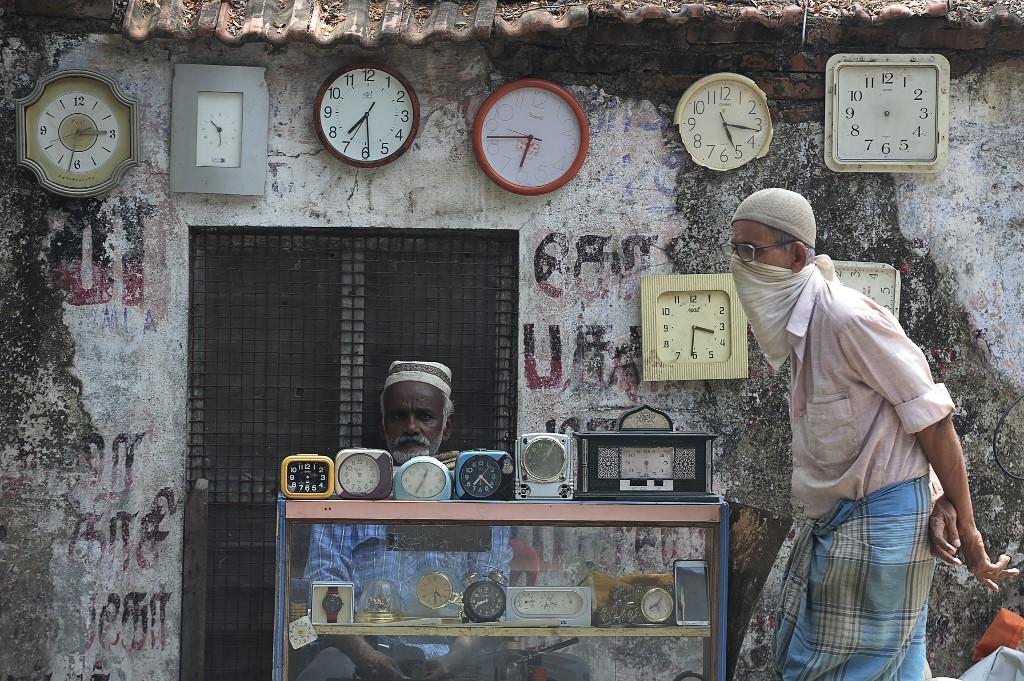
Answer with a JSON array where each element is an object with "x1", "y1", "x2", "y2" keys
[
  {"x1": 833, "y1": 260, "x2": 901, "y2": 318},
  {"x1": 641, "y1": 274, "x2": 749, "y2": 381},
  {"x1": 170, "y1": 64, "x2": 269, "y2": 195},
  {"x1": 824, "y1": 53, "x2": 949, "y2": 173}
]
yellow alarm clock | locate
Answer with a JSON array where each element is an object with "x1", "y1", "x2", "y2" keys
[{"x1": 280, "y1": 453, "x2": 335, "y2": 499}]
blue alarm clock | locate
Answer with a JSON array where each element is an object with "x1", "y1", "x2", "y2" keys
[
  {"x1": 393, "y1": 456, "x2": 452, "y2": 501},
  {"x1": 455, "y1": 450, "x2": 515, "y2": 500}
]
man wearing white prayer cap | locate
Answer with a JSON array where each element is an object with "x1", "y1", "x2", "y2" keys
[
  {"x1": 380, "y1": 360, "x2": 455, "y2": 465},
  {"x1": 724, "y1": 188, "x2": 1015, "y2": 680}
]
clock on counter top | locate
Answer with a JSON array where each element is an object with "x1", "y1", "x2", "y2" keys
[
  {"x1": 824, "y1": 53, "x2": 949, "y2": 173},
  {"x1": 472, "y1": 78, "x2": 589, "y2": 196},
  {"x1": 16, "y1": 69, "x2": 139, "y2": 198},
  {"x1": 640, "y1": 274, "x2": 749, "y2": 382},
  {"x1": 170, "y1": 64, "x2": 269, "y2": 195},
  {"x1": 280, "y1": 453, "x2": 335, "y2": 499},
  {"x1": 315, "y1": 63, "x2": 419, "y2": 168}
]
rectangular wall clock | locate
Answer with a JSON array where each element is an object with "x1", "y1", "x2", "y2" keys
[
  {"x1": 824, "y1": 53, "x2": 949, "y2": 173},
  {"x1": 833, "y1": 260, "x2": 901, "y2": 318},
  {"x1": 170, "y1": 64, "x2": 269, "y2": 195},
  {"x1": 641, "y1": 274, "x2": 749, "y2": 381}
]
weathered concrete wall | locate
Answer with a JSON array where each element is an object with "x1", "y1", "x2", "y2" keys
[{"x1": 2, "y1": 5, "x2": 1023, "y2": 679}]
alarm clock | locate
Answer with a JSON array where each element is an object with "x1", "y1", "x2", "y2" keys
[
  {"x1": 311, "y1": 581, "x2": 355, "y2": 624},
  {"x1": 393, "y1": 456, "x2": 452, "y2": 501},
  {"x1": 334, "y1": 448, "x2": 393, "y2": 499},
  {"x1": 462, "y1": 573, "x2": 507, "y2": 623},
  {"x1": 573, "y1": 431, "x2": 715, "y2": 501},
  {"x1": 455, "y1": 450, "x2": 515, "y2": 500},
  {"x1": 515, "y1": 433, "x2": 574, "y2": 501},
  {"x1": 280, "y1": 454, "x2": 335, "y2": 499},
  {"x1": 505, "y1": 586, "x2": 592, "y2": 626}
]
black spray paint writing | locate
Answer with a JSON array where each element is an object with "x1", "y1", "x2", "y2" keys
[
  {"x1": 87, "y1": 590, "x2": 173, "y2": 652},
  {"x1": 534, "y1": 233, "x2": 658, "y2": 298},
  {"x1": 68, "y1": 488, "x2": 177, "y2": 569},
  {"x1": 524, "y1": 324, "x2": 643, "y2": 392}
]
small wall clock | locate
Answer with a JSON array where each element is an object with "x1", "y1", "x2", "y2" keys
[
  {"x1": 673, "y1": 73, "x2": 772, "y2": 172},
  {"x1": 640, "y1": 274, "x2": 749, "y2": 381},
  {"x1": 824, "y1": 53, "x2": 949, "y2": 173},
  {"x1": 472, "y1": 78, "x2": 589, "y2": 196},
  {"x1": 833, "y1": 260, "x2": 901, "y2": 317},
  {"x1": 315, "y1": 64, "x2": 419, "y2": 168},
  {"x1": 16, "y1": 69, "x2": 139, "y2": 197},
  {"x1": 170, "y1": 64, "x2": 269, "y2": 195}
]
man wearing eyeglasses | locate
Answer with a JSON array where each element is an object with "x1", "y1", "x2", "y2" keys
[{"x1": 724, "y1": 188, "x2": 1016, "y2": 681}]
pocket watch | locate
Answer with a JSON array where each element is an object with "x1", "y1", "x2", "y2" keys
[
  {"x1": 416, "y1": 571, "x2": 455, "y2": 610},
  {"x1": 16, "y1": 69, "x2": 140, "y2": 197},
  {"x1": 315, "y1": 64, "x2": 419, "y2": 168},
  {"x1": 638, "y1": 587, "x2": 674, "y2": 625}
]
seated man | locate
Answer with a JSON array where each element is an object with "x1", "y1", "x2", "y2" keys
[{"x1": 301, "y1": 361, "x2": 512, "y2": 681}]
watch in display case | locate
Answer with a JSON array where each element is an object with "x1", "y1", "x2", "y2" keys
[
  {"x1": 335, "y1": 448, "x2": 393, "y2": 499},
  {"x1": 455, "y1": 450, "x2": 515, "y2": 500},
  {"x1": 416, "y1": 570, "x2": 455, "y2": 611},
  {"x1": 310, "y1": 581, "x2": 354, "y2": 625},
  {"x1": 515, "y1": 433, "x2": 574, "y2": 501},
  {"x1": 638, "y1": 586, "x2": 675, "y2": 625},
  {"x1": 462, "y1": 572, "x2": 507, "y2": 623}
]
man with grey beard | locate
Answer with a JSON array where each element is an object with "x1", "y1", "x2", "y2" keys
[{"x1": 300, "y1": 361, "x2": 512, "y2": 681}]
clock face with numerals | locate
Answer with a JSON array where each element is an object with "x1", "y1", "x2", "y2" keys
[
  {"x1": 315, "y1": 64, "x2": 419, "y2": 167},
  {"x1": 833, "y1": 261, "x2": 901, "y2": 317},
  {"x1": 641, "y1": 275, "x2": 749, "y2": 381},
  {"x1": 472, "y1": 78, "x2": 589, "y2": 195},
  {"x1": 17, "y1": 70, "x2": 139, "y2": 197},
  {"x1": 280, "y1": 454, "x2": 335, "y2": 499},
  {"x1": 825, "y1": 54, "x2": 949, "y2": 173}
]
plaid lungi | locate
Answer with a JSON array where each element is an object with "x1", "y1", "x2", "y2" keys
[{"x1": 774, "y1": 475, "x2": 936, "y2": 681}]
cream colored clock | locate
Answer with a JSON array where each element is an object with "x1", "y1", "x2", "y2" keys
[
  {"x1": 16, "y1": 69, "x2": 139, "y2": 197},
  {"x1": 833, "y1": 260, "x2": 901, "y2": 317},
  {"x1": 641, "y1": 274, "x2": 749, "y2": 381},
  {"x1": 673, "y1": 73, "x2": 772, "y2": 172},
  {"x1": 824, "y1": 53, "x2": 949, "y2": 173},
  {"x1": 416, "y1": 571, "x2": 455, "y2": 610}
]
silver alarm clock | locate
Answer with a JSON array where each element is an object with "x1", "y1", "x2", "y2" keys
[{"x1": 515, "y1": 433, "x2": 574, "y2": 501}]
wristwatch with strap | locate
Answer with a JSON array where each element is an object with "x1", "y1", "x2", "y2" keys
[{"x1": 322, "y1": 586, "x2": 343, "y2": 623}]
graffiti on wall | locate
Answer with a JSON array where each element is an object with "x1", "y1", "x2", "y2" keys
[
  {"x1": 534, "y1": 232, "x2": 659, "y2": 299},
  {"x1": 523, "y1": 323, "x2": 643, "y2": 397},
  {"x1": 68, "y1": 487, "x2": 177, "y2": 570},
  {"x1": 86, "y1": 589, "x2": 174, "y2": 652}
]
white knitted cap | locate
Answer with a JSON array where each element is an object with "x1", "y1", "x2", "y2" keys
[
  {"x1": 731, "y1": 188, "x2": 816, "y2": 248},
  {"x1": 384, "y1": 361, "x2": 452, "y2": 398}
]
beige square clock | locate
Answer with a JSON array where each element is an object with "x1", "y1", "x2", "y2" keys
[
  {"x1": 833, "y1": 260, "x2": 901, "y2": 318},
  {"x1": 825, "y1": 53, "x2": 949, "y2": 173},
  {"x1": 641, "y1": 274, "x2": 749, "y2": 381}
]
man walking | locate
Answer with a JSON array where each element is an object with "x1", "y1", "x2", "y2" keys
[{"x1": 723, "y1": 188, "x2": 1016, "y2": 680}]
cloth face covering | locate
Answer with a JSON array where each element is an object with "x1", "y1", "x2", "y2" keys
[{"x1": 729, "y1": 254, "x2": 837, "y2": 370}]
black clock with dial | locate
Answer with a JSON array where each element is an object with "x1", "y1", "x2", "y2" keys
[
  {"x1": 280, "y1": 454, "x2": 335, "y2": 499},
  {"x1": 455, "y1": 450, "x2": 514, "y2": 500},
  {"x1": 463, "y1": 578, "x2": 506, "y2": 623}
]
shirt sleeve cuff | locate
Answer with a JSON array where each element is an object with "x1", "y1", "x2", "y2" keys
[{"x1": 895, "y1": 383, "x2": 955, "y2": 434}]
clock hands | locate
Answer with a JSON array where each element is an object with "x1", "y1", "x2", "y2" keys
[
  {"x1": 690, "y1": 325, "x2": 715, "y2": 358},
  {"x1": 485, "y1": 134, "x2": 544, "y2": 141},
  {"x1": 519, "y1": 135, "x2": 535, "y2": 168},
  {"x1": 347, "y1": 101, "x2": 376, "y2": 136},
  {"x1": 719, "y1": 111, "x2": 736, "y2": 147},
  {"x1": 59, "y1": 127, "x2": 109, "y2": 140},
  {"x1": 720, "y1": 118, "x2": 759, "y2": 132},
  {"x1": 209, "y1": 119, "x2": 223, "y2": 145}
]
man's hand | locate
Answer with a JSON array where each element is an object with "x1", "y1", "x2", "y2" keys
[
  {"x1": 929, "y1": 495, "x2": 961, "y2": 566},
  {"x1": 421, "y1": 654, "x2": 456, "y2": 680},
  {"x1": 958, "y1": 525, "x2": 1019, "y2": 592},
  {"x1": 357, "y1": 649, "x2": 410, "y2": 680}
]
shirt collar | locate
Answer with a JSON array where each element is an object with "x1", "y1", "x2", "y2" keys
[{"x1": 787, "y1": 267, "x2": 824, "y2": 362}]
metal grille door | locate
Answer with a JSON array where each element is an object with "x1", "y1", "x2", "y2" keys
[{"x1": 188, "y1": 229, "x2": 518, "y2": 679}]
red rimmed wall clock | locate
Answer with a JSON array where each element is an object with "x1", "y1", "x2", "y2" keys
[{"x1": 472, "y1": 78, "x2": 589, "y2": 196}]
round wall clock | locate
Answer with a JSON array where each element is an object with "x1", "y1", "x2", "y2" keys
[
  {"x1": 472, "y1": 78, "x2": 589, "y2": 196},
  {"x1": 16, "y1": 69, "x2": 140, "y2": 197},
  {"x1": 315, "y1": 64, "x2": 419, "y2": 168},
  {"x1": 672, "y1": 73, "x2": 772, "y2": 172}
]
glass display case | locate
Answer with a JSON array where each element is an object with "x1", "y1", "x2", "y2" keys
[{"x1": 274, "y1": 498, "x2": 728, "y2": 681}]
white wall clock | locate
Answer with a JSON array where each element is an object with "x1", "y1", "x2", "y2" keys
[
  {"x1": 641, "y1": 274, "x2": 749, "y2": 381},
  {"x1": 824, "y1": 53, "x2": 949, "y2": 173},
  {"x1": 673, "y1": 73, "x2": 772, "y2": 172},
  {"x1": 833, "y1": 260, "x2": 901, "y2": 317},
  {"x1": 315, "y1": 64, "x2": 419, "y2": 168},
  {"x1": 472, "y1": 78, "x2": 589, "y2": 196},
  {"x1": 16, "y1": 69, "x2": 139, "y2": 197},
  {"x1": 170, "y1": 64, "x2": 269, "y2": 195}
]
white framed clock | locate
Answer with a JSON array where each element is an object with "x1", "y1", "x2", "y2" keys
[
  {"x1": 640, "y1": 274, "x2": 749, "y2": 381},
  {"x1": 170, "y1": 64, "x2": 269, "y2": 195},
  {"x1": 472, "y1": 78, "x2": 589, "y2": 196},
  {"x1": 672, "y1": 73, "x2": 773, "y2": 172},
  {"x1": 833, "y1": 260, "x2": 901, "y2": 317},
  {"x1": 16, "y1": 69, "x2": 139, "y2": 198},
  {"x1": 315, "y1": 64, "x2": 419, "y2": 168},
  {"x1": 824, "y1": 53, "x2": 949, "y2": 173}
]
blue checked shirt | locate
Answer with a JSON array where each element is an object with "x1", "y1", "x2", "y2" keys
[{"x1": 306, "y1": 522, "x2": 513, "y2": 658}]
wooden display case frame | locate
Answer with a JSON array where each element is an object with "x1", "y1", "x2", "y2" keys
[{"x1": 274, "y1": 498, "x2": 729, "y2": 681}]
